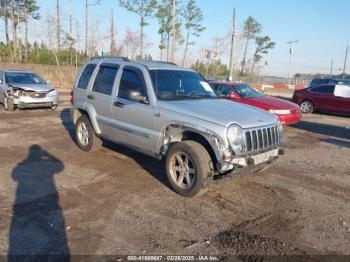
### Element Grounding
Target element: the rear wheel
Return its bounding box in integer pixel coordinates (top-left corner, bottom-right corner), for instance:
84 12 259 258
75 115 102 152
165 141 212 197
300 100 314 114
4 97 15 111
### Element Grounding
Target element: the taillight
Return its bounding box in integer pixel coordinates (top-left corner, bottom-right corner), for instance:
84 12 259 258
70 90 74 104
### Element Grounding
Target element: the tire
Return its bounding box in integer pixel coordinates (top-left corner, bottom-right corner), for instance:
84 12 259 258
300 100 314 114
75 115 102 152
4 96 15 111
165 141 213 197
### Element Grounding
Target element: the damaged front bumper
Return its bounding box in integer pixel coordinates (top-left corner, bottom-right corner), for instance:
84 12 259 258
13 95 58 109
218 147 284 174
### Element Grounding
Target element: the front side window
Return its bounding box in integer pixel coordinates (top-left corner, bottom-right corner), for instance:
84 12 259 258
77 64 97 89
92 66 119 95
118 69 147 101
150 70 217 101
5 72 46 85
234 84 263 98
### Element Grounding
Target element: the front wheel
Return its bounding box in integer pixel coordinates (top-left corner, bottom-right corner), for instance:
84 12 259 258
4 96 15 111
165 141 213 197
300 100 314 114
75 115 102 152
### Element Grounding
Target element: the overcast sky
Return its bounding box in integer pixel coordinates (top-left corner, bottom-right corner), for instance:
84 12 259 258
1 0 349 77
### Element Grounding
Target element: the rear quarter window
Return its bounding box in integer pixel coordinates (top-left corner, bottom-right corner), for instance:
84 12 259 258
77 64 97 89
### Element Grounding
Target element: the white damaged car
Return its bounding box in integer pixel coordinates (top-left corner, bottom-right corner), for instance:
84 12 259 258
0 70 59 111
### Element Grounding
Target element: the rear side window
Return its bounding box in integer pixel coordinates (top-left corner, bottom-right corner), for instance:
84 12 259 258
310 85 335 94
92 66 119 95
77 64 97 89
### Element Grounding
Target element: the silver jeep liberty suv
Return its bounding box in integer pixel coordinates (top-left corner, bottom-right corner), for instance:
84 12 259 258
71 57 283 197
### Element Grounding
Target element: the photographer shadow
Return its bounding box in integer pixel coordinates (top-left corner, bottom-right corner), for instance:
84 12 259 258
8 145 70 261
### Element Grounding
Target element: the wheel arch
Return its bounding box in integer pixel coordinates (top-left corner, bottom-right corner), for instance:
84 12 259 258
71 106 101 134
159 123 226 169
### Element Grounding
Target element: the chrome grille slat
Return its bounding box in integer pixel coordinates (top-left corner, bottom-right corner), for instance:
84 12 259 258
244 124 280 153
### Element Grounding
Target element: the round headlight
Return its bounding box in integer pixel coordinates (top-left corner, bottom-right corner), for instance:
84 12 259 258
227 124 243 146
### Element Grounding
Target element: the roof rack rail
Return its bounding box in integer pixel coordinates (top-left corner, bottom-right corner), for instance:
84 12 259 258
137 60 177 66
90 56 130 62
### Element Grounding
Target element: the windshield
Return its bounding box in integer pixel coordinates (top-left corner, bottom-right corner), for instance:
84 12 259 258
150 70 217 101
235 84 264 98
5 72 46 85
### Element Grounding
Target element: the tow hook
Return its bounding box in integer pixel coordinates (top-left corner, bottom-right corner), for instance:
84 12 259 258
278 149 285 155
247 157 255 166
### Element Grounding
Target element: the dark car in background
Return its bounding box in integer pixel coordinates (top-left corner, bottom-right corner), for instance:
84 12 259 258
309 78 350 87
293 84 350 114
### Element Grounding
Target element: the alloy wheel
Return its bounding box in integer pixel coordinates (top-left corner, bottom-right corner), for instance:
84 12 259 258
169 152 196 189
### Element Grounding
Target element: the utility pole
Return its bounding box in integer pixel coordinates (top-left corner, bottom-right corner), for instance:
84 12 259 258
110 9 117 55
171 0 176 63
227 7 236 81
85 0 88 57
69 0 73 36
343 45 348 79
287 40 299 87
330 58 333 78
56 0 61 51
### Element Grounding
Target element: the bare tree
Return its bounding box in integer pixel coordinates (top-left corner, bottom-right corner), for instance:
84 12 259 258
0 0 10 44
56 0 60 51
123 27 140 59
110 9 118 55
85 0 101 57
9 0 17 60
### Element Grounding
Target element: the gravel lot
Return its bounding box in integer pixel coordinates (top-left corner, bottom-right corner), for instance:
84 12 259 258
0 105 349 257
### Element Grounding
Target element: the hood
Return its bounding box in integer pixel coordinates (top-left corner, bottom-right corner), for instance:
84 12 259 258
242 96 299 110
8 83 54 93
158 99 278 129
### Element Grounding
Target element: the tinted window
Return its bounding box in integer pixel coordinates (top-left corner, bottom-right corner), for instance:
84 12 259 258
215 85 233 97
92 66 118 95
310 85 335 94
118 69 147 101
235 84 263 98
77 64 97 89
5 72 46 85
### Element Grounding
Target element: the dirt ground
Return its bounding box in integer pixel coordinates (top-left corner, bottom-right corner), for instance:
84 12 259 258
0 105 349 258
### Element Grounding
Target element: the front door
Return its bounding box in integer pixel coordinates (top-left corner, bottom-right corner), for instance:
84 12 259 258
111 66 157 155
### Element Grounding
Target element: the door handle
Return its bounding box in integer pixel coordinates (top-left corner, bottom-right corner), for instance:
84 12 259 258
87 94 95 100
113 101 125 108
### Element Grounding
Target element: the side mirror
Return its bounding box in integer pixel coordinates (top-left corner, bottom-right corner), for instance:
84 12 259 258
129 90 149 104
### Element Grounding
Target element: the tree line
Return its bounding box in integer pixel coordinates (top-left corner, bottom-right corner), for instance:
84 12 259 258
0 0 275 78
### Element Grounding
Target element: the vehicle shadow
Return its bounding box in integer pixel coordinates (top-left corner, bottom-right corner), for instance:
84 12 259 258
319 138 350 149
8 145 70 261
293 120 350 140
59 108 170 190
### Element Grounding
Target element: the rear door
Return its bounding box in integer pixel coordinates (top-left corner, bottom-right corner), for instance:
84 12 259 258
88 63 120 140
111 65 157 154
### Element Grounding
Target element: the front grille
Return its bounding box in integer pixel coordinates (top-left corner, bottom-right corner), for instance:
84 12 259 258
26 91 47 99
245 125 281 152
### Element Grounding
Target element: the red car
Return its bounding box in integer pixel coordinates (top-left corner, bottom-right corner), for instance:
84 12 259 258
292 84 350 114
210 81 302 125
